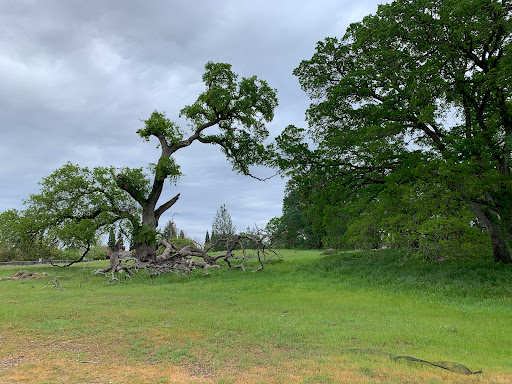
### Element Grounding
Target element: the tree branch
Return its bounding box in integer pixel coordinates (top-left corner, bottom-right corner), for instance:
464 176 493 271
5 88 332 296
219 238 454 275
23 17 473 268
171 118 221 154
155 193 181 220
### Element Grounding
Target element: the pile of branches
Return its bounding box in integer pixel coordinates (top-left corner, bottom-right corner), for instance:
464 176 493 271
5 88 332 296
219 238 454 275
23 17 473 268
94 234 278 281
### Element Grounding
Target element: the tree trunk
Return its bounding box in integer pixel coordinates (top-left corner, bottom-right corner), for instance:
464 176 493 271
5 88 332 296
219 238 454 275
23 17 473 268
469 202 512 264
489 230 512 264
132 206 159 262
134 243 157 262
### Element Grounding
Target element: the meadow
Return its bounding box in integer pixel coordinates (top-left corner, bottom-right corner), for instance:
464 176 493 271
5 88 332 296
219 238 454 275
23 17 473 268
0 249 511 384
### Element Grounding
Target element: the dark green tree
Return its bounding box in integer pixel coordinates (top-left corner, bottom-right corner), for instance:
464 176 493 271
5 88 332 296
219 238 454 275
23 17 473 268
204 230 210 245
266 182 323 249
276 0 512 262
23 62 278 263
116 230 124 250
107 228 116 250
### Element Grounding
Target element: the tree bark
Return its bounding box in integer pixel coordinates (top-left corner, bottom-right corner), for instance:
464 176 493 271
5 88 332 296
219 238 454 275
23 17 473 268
469 202 512 264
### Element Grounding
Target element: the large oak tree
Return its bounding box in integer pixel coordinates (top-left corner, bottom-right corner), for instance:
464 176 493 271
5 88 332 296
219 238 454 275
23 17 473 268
276 0 512 262
24 62 278 264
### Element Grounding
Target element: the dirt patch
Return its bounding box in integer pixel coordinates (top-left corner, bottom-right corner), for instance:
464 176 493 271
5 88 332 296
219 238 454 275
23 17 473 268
0 356 24 369
0 271 48 281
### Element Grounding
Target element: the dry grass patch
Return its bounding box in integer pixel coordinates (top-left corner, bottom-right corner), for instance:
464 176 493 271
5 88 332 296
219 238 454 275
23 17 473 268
0 271 48 281
2 335 510 384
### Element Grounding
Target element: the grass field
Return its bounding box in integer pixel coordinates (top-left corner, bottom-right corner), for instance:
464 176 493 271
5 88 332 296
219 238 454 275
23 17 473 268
0 249 511 383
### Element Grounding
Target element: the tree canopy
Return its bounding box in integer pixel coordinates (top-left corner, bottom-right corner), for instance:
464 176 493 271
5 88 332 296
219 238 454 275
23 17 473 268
275 0 512 262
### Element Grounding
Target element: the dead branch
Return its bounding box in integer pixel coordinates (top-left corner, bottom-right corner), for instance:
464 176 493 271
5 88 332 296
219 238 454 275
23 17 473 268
93 232 279 281
50 243 91 268
41 276 64 290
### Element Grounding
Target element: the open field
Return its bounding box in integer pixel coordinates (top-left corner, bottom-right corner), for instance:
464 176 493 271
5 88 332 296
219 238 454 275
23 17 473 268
0 249 511 383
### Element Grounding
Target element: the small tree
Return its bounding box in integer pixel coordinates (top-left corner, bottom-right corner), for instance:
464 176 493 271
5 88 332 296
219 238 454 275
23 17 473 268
204 230 210 245
116 230 124 250
163 220 177 240
107 228 116 251
211 204 236 251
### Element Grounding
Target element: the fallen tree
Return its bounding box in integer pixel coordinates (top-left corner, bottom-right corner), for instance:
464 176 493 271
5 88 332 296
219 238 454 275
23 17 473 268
95 233 278 281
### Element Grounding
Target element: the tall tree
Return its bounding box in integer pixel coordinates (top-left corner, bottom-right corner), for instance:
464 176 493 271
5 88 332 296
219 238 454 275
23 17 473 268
24 62 278 263
276 0 512 262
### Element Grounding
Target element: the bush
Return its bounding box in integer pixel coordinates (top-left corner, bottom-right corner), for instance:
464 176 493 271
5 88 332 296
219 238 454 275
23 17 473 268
0 244 20 262
89 246 110 260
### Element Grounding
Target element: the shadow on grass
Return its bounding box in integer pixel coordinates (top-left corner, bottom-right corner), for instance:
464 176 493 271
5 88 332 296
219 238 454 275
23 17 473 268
300 249 512 300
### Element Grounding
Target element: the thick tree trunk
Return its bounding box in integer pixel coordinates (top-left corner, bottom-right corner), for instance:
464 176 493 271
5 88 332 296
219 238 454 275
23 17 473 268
469 202 512 264
489 230 511 264
134 243 157 262
132 206 159 262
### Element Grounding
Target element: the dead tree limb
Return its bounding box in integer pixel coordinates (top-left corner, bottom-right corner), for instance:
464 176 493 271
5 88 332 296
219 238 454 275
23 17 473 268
41 276 64 290
50 242 91 268
93 232 279 281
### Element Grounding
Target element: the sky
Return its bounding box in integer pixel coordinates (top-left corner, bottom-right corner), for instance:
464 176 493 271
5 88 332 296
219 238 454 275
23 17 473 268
0 0 384 242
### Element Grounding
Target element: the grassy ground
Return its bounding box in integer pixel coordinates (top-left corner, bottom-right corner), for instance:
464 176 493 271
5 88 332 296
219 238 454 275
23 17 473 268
0 249 511 383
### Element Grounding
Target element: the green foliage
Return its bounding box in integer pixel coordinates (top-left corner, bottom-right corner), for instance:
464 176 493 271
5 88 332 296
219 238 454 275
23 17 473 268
149 157 182 183
162 220 178 240
88 246 110 260
237 226 260 249
23 162 140 252
180 62 278 176
107 228 116 250
116 230 125 250
265 182 323 249
137 110 184 147
115 167 151 204
276 0 512 262
166 236 194 249
211 204 236 251
0 209 61 261
133 225 158 247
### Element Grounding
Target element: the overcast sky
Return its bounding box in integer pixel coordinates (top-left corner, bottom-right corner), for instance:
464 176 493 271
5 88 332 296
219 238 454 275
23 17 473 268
0 0 384 242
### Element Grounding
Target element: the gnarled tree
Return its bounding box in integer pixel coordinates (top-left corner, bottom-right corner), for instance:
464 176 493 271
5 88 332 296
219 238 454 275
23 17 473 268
24 62 278 273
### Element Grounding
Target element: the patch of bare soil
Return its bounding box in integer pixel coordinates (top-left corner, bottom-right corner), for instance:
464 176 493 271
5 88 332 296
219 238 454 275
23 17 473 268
0 271 48 281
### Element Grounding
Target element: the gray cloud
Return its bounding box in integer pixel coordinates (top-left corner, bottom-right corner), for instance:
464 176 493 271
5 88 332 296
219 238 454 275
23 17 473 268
0 0 384 240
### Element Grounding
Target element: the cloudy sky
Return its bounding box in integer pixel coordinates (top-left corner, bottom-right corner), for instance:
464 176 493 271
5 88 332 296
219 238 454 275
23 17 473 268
0 0 384 242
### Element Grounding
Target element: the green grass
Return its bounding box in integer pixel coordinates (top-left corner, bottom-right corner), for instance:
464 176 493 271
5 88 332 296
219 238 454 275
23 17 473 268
0 249 511 383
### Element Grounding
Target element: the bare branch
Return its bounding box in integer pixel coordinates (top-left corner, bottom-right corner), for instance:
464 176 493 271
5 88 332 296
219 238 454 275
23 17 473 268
93 232 279 281
50 243 91 268
155 193 180 220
